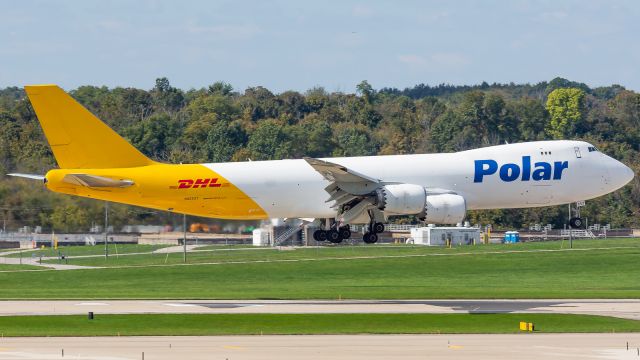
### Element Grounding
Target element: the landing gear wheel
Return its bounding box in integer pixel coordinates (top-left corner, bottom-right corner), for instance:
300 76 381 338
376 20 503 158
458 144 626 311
569 217 583 229
373 222 385 234
314 230 327 242
327 229 342 243
363 232 378 244
339 226 351 240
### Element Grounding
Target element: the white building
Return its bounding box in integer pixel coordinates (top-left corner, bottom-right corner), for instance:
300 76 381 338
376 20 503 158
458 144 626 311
410 226 481 246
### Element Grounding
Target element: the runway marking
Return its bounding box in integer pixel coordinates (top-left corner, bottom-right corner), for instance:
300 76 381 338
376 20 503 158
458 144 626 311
164 303 197 307
223 345 245 350
76 302 109 306
448 345 464 350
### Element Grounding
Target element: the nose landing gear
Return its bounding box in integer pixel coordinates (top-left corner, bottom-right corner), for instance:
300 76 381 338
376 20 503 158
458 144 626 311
569 217 583 229
568 201 585 229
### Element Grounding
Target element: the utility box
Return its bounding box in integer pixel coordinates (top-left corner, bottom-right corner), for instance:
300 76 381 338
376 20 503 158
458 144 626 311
410 226 481 246
252 229 270 246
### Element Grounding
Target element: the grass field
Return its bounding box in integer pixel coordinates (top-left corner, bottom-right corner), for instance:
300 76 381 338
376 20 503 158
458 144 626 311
0 264 42 271
0 313 638 336
0 238 638 299
5 244 170 258
41 237 640 267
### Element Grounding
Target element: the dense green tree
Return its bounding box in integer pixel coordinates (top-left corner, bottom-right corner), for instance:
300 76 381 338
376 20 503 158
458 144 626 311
247 119 287 160
332 123 378 157
356 80 376 104
208 82 234 96
206 120 247 162
123 113 181 160
298 114 334 157
545 88 586 139
151 77 185 113
511 98 548 141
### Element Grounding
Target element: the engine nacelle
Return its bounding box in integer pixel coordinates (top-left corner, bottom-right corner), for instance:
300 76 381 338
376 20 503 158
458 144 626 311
376 184 426 215
376 184 466 224
424 194 466 224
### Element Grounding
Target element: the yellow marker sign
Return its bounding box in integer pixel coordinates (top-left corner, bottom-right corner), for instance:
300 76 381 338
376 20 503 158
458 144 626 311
519 321 535 331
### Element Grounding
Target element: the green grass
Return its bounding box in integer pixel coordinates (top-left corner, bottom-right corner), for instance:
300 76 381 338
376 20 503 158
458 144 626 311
0 313 638 336
0 264 42 271
196 244 256 250
0 238 639 299
41 237 640 267
6 244 170 258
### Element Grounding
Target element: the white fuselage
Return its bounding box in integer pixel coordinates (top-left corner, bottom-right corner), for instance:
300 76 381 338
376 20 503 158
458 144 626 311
203 140 634 220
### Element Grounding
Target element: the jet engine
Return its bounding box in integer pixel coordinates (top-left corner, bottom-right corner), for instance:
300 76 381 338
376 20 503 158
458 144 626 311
375 184 466 224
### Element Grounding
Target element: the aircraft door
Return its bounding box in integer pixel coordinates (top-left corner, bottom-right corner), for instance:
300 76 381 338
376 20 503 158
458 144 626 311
574 147 582 158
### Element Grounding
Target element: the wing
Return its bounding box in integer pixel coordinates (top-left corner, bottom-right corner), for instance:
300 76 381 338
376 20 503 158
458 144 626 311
303 157 379 195
62 174 134 188
304 157 458 224
304 157 381 223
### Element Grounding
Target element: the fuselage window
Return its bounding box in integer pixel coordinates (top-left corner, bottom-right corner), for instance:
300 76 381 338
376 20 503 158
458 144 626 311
588 146 598 152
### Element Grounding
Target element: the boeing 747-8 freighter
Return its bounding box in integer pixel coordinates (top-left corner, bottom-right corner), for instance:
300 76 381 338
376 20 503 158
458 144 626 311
9 85 634 243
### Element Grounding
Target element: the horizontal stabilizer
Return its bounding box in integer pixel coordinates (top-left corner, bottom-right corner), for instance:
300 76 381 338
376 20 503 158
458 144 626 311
7 173 45 181
63 174 134 188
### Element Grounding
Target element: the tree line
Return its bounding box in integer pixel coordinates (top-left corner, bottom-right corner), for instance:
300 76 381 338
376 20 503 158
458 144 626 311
0 77 638 232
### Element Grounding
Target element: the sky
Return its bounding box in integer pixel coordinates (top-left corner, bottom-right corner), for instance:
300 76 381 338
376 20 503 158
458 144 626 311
0 0 638 93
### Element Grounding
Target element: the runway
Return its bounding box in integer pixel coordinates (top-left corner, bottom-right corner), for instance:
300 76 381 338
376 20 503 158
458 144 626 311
0 299 639 320
0 334 639 360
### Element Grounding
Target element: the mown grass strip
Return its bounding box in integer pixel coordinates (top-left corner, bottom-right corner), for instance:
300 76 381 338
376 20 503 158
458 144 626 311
0 264 42 271
0 313 638 337
39 237 640 267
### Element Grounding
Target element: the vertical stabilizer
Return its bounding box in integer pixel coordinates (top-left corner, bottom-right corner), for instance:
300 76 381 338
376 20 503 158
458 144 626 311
24 85 155 169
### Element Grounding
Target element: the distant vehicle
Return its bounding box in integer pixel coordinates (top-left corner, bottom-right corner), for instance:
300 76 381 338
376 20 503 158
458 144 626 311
9 85 634 244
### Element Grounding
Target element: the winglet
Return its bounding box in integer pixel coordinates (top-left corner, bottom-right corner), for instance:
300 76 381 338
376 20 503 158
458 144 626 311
24 85 155 169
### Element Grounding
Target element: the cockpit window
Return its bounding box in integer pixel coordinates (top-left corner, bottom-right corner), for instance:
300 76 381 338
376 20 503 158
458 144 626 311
588 146 598 152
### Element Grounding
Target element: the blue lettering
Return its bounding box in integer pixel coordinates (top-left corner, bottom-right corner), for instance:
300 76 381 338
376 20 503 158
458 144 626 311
522 156 531 181
532 162 552 180
474 160 498 183
474 157 568 183
499 163 521 182
553 161 568 180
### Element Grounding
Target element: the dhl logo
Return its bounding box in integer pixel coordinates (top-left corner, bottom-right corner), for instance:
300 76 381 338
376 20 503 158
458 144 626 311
170 178 227 189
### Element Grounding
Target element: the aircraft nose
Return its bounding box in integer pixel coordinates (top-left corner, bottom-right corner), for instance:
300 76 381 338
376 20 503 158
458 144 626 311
610 160 634 189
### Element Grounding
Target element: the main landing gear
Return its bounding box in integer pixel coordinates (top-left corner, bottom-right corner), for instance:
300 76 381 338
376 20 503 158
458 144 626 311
363 222 384 244
313 225 352 244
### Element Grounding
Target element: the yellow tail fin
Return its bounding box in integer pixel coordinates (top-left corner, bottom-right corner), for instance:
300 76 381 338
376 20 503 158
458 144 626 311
24 84 155 169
